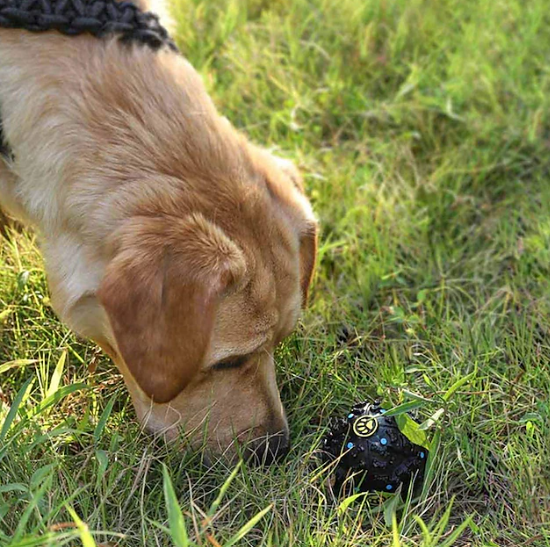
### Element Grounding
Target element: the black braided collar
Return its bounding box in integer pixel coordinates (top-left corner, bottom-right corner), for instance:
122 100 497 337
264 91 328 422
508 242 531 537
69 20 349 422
0 0 178 51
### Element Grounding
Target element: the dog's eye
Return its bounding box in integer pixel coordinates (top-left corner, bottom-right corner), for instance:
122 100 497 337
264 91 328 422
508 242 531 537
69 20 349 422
211 354 249 371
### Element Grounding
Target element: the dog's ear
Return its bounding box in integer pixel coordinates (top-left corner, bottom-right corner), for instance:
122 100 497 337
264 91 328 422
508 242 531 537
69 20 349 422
299 222 318 307
97 214 246 403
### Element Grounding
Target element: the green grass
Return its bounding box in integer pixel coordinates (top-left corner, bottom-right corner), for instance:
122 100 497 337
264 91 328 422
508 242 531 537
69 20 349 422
2 0 550 544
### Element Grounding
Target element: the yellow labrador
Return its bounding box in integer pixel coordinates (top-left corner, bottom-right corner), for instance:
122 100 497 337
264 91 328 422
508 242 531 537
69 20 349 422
0 0 317 462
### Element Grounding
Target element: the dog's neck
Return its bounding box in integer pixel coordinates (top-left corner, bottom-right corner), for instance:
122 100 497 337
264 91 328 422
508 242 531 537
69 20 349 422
0 0 177 161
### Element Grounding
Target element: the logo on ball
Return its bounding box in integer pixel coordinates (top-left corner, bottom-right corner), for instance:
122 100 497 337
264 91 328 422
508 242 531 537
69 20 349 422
353 416 378 437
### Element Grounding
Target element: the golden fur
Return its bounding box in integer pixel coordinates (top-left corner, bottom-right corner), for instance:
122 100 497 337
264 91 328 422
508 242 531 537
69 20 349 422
0 1 317 459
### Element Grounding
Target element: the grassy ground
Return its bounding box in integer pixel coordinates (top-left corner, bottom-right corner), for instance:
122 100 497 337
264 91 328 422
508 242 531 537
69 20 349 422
1 0 550 545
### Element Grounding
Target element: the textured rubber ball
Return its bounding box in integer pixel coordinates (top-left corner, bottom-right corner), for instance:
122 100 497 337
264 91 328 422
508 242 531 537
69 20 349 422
322 401 428 495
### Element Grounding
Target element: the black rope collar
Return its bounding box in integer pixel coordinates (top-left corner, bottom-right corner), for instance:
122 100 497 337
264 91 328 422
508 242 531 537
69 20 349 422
0 0 178 51
0 0 178 157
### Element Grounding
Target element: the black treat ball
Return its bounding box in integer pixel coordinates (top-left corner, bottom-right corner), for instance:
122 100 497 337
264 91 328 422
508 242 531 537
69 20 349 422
322 401 428 494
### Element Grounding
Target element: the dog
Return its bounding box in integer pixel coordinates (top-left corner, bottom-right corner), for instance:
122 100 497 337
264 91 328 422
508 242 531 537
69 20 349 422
0 0 317 462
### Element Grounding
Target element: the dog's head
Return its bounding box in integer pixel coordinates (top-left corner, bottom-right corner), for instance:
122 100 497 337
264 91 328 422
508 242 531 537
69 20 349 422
95 147 317 462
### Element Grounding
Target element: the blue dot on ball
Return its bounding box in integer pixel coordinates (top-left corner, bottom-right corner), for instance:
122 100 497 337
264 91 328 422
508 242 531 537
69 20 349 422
348 413 354 419
386 484 393 491
380 438 388 446
346 442 354 449
420 452 425 459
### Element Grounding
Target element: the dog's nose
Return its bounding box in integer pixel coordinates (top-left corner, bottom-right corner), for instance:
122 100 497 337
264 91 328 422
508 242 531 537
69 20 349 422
246 430 290 466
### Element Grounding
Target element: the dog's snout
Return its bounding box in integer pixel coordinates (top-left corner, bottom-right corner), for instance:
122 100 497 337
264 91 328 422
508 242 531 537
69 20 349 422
246 430 290 466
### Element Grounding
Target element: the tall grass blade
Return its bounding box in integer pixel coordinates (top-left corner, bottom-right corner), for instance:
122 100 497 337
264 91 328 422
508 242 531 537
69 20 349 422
0 377 33 443
66 505 97 547
162 464 191 547
224 504 273 547
46 350 67 399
